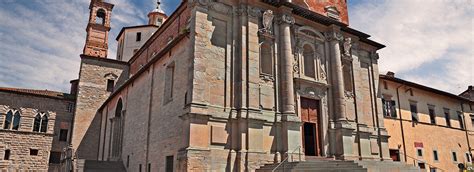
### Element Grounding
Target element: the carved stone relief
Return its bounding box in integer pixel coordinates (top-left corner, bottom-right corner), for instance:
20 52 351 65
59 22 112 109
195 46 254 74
260 10 274 34
343 37 352 57
298 87 327 99
193 0 233 15
260 74 274 83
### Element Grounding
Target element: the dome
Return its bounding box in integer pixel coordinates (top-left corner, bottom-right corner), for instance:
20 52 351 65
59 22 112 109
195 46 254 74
150 0 165 14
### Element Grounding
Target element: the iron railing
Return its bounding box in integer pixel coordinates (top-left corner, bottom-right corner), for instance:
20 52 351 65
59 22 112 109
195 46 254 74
399 152 445 171
272 146 302 172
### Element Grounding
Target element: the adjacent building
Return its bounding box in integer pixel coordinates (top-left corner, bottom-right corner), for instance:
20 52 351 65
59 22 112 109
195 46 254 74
0 87 75 171
380 73 474 171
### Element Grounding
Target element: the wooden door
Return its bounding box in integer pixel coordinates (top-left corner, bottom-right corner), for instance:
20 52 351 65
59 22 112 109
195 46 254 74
300 98 321 156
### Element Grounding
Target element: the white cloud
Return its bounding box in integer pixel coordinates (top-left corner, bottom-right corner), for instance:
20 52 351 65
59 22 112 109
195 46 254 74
349 0 473 94
0 0 147 92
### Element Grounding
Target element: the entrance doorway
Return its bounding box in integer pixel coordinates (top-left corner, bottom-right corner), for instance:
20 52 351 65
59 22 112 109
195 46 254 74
300 98 321 156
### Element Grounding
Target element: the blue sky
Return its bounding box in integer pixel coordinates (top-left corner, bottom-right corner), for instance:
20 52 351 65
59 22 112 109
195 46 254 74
0 0 472 94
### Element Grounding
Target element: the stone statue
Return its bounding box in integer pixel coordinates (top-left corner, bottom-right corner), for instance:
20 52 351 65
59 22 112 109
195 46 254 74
262 10 274 33
343 37 352 56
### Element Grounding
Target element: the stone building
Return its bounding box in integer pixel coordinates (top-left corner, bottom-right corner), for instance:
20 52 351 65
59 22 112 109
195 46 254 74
0 0 471 171
70 0 416 171
380 73 474 171
0 87 75 171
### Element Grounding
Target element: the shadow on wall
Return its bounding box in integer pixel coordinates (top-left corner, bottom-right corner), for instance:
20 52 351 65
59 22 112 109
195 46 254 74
76 111 101 160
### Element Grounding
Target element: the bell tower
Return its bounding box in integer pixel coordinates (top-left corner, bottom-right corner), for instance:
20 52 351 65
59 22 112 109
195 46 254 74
83 0 114 58
147 0 168 27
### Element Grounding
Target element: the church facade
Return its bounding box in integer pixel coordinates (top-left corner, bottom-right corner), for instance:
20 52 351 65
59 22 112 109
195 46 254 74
71 0 391 171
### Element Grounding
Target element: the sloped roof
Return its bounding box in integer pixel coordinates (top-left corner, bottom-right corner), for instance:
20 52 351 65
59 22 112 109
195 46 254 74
0 87 75 100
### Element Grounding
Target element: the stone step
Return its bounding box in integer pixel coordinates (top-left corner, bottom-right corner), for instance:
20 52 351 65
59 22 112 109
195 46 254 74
259 164 363 169
83 160 126 172
355 161 420 172
257 160 367 172
259 167 367 172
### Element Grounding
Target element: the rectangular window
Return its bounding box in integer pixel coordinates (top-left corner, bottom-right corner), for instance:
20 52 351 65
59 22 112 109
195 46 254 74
429 107 436 124
471 116 474 128
4 149 10 160
30 149 39 156
66 102 74 113
417 149 423 157
445 109 451 127
382 98 397 118
107 79 114 92
458 112 464 129
136 32 142 42
452 151 458 162
49 152 61 164
164 64 175 102
418 163 426 169
389 149 400 161
430 167 437 172
466 153 471 162
433 150 439 161
410 103 418 122
148 163 151 172
165 155 174 172
59 129 68 142
139 164 142 172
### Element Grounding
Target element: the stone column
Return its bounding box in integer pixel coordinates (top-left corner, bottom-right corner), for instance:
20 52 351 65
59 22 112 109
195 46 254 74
277 9 303 161
279 12 296 115
326 25 345 121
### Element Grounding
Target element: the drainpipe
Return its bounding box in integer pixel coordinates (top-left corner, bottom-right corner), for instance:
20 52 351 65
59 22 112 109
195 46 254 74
461 102 472 159
395 84 407 162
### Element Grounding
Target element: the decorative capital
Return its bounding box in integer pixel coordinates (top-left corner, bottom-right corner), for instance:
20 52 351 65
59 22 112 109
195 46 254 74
324 30 343 42
248 6 261 18
278 13 295 25
235 5 247 16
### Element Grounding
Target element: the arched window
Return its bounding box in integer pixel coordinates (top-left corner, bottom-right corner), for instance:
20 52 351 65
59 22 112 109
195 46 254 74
115 99 123 117
95 9 106 25
40 115 48 132
3 111 13 129
11 111 20 130
111 98 124 158
303 45 316 78
33 114 41 132
260 41 273 75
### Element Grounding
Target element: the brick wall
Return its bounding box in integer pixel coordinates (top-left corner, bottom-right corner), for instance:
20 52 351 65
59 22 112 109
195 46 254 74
293 0 349 25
